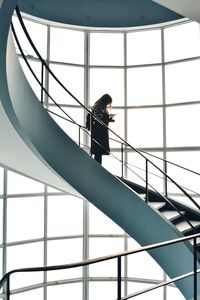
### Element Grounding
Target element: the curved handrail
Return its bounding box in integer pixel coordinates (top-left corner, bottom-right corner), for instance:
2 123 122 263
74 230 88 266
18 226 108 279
13 5 200 216
0 233 200 299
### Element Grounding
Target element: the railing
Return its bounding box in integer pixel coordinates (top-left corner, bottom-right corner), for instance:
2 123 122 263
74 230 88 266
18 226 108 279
2 5 200 300
0 233 200 300
12 5 200 238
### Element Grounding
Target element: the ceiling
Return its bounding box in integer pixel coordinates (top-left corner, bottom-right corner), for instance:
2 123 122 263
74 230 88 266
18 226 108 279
18 0 183 28
153 0 200 23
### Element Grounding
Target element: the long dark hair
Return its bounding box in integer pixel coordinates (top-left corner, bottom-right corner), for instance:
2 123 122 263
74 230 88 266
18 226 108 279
96 94 112 109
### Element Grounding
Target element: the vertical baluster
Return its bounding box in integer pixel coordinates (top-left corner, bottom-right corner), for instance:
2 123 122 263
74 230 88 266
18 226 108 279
121 143 124 178
146 160 149 203
78 126 81 146
41 62 44 104
164 160 168 197
6 276 10 300
117 256 122 300
193 237 197 300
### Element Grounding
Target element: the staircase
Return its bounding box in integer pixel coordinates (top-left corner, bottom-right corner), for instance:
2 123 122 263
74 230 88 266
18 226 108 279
120 177 200 256
0 2 200 299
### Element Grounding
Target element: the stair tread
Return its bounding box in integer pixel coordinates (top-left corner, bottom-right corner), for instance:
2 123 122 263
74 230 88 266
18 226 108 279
150 201 166 209
176 220 200 232
161 210 185 220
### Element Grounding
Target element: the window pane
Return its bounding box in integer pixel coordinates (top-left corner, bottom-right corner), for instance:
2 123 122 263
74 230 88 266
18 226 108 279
50 27 84 64
10 288 43 300
128 238 163 280
166 105 200 147
165 60 200 104
90 68 124 106
89 282 119 300
47 283 82 300
108 108 124 146
47 239 82 281
164 22 200 62
89 238 124 277
7 242 44 289
7 197 44 242
103 152 124 176
12 16 47 59
89 203 124 234
127 66 162 105
90 32 124 66
127 151 164 193
48 106 84 144
48 195 83 237
166 151 200 203
128 282 163 300
49 64 84 105
127 29 162 65
127 108 163 148
7 171 44 194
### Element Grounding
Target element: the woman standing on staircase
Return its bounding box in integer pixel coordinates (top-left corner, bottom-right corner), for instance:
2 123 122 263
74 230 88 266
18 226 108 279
90 94 115 164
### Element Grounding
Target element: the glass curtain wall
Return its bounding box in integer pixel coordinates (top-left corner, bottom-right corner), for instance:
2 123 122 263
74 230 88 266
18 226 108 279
2 14 200 300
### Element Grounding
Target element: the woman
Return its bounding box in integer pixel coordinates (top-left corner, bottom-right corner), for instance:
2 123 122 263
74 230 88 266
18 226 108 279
90 94 115 164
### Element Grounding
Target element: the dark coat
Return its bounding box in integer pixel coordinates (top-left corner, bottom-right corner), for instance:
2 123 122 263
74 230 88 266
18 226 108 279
90 102 111 156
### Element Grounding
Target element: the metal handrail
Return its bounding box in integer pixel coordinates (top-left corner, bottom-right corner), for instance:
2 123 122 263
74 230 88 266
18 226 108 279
0 233 199 299
12 5 200 227
11 6 200 235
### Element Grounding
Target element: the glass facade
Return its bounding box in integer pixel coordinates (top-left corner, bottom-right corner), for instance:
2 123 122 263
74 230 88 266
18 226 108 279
2 14 200 299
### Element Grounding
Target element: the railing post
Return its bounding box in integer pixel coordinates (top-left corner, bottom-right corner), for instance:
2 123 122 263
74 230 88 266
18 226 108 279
193 237 197 300
78 126 81 146
117 256 122 300
6 276 10 300
146 160 149 203
41 62 44 104
121 143 124 178
164 160 168 197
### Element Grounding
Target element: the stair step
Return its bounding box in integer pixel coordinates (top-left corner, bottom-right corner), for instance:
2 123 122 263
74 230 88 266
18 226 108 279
149 201 166 210
176 220 200 234
161 210 185 221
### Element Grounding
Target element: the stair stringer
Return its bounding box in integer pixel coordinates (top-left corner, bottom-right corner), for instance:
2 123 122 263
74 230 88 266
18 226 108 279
0 2 199 299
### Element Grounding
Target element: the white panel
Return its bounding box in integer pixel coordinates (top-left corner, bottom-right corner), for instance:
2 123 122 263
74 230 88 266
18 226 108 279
89 204 123 234
128 238 163 280
89 282 119 300
12 16 47 59
165 60 200 103
50 27 84 64
127 108 163 148
166 105 200 147
47 283 82 300
90 68 124 106
128 282 163 300
7 196 44 242
10 288 43 300
90 32 124 66
47 239 82 281
48 195 83 237
127 29 162 65
164 22 200 62
7 242 44 290
127 66 162 106
7 170 44 194
49 64 84 105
